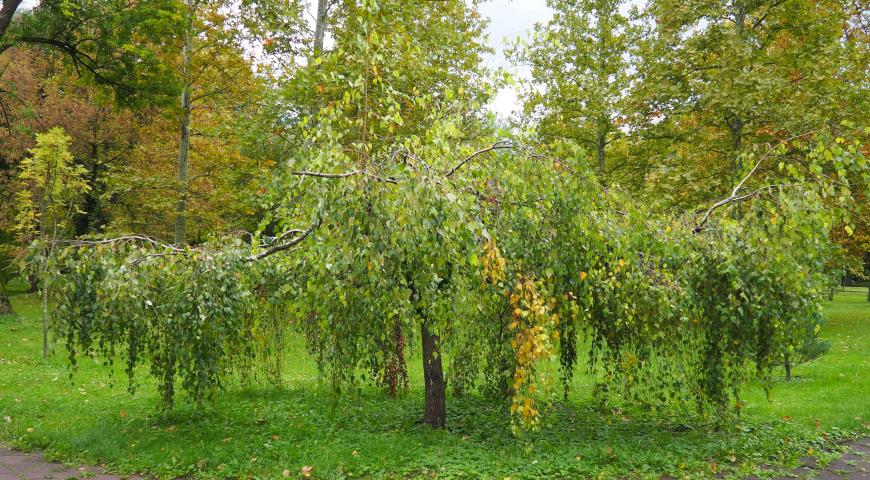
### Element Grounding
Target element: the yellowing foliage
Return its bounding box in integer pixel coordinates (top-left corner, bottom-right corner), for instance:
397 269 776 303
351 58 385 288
507 275 559 432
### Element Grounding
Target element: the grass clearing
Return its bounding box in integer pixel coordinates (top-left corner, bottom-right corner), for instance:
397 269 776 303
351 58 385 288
0 288 867 479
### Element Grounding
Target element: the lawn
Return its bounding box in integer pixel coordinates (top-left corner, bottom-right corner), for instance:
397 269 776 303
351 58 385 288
0 288 867 479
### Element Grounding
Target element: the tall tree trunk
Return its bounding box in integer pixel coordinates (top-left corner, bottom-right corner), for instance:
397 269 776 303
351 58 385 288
174 4 193 245
0 0 22 42
421 321 446 428
313 0 328 55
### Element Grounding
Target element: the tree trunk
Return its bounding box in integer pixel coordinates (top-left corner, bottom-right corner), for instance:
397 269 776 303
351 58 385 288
0 0 22 42
0 289 11 315
174 3 193 245
784 356 792 381
421 322 446 428
313 0 328 55
40 275 48 358
596 130 606 185
727 114 743 179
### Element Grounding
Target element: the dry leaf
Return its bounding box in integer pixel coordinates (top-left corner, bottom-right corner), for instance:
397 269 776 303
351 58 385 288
301 465 313 477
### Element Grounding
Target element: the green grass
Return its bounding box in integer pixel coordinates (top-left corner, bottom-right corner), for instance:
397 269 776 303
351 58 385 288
0 288 867 479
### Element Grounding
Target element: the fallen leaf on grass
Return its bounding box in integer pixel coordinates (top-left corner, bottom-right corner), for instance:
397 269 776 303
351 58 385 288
301 465 313 477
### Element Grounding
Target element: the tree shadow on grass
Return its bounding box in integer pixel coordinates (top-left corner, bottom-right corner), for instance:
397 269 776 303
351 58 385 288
60 384 839 479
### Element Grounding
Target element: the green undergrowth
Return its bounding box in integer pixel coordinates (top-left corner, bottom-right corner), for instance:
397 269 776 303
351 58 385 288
0 288 867 479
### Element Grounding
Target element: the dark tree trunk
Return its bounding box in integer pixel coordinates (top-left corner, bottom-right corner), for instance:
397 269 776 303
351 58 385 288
784 357 792 381
421 322 446 428
0 0 23 42
74 148 103 236
0 291 11 315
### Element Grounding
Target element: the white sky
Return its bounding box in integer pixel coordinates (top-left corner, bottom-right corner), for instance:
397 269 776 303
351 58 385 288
16 0 551 117
479 0 554 118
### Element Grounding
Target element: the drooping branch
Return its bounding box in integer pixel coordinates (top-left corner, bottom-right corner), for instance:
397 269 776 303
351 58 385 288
444 141 515 178
48 221 321 264
50 235 184 252
293 169 360 179
17 36 132 96
246 220 319 261
693 131 817 233
292 169 398 184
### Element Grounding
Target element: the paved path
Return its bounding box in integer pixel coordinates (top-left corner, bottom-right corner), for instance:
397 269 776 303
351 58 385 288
0 447 144 480
750 437 870 480
0 439 867 479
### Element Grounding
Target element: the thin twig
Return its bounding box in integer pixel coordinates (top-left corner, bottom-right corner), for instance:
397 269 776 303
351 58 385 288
693 131 817 233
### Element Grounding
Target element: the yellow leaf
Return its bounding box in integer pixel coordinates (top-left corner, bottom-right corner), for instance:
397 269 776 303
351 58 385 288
579 271 587 281
301 465 313 477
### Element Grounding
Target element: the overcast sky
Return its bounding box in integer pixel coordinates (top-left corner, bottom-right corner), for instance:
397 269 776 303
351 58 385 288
480 0 553 117
16 0 551 116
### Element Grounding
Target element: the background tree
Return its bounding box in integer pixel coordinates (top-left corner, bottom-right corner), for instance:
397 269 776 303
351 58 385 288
513 0 638 185
14 127 89 358
631 0 856 206
1 0 181 107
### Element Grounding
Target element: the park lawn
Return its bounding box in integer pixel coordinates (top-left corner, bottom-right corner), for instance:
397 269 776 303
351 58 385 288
0 289 867 479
